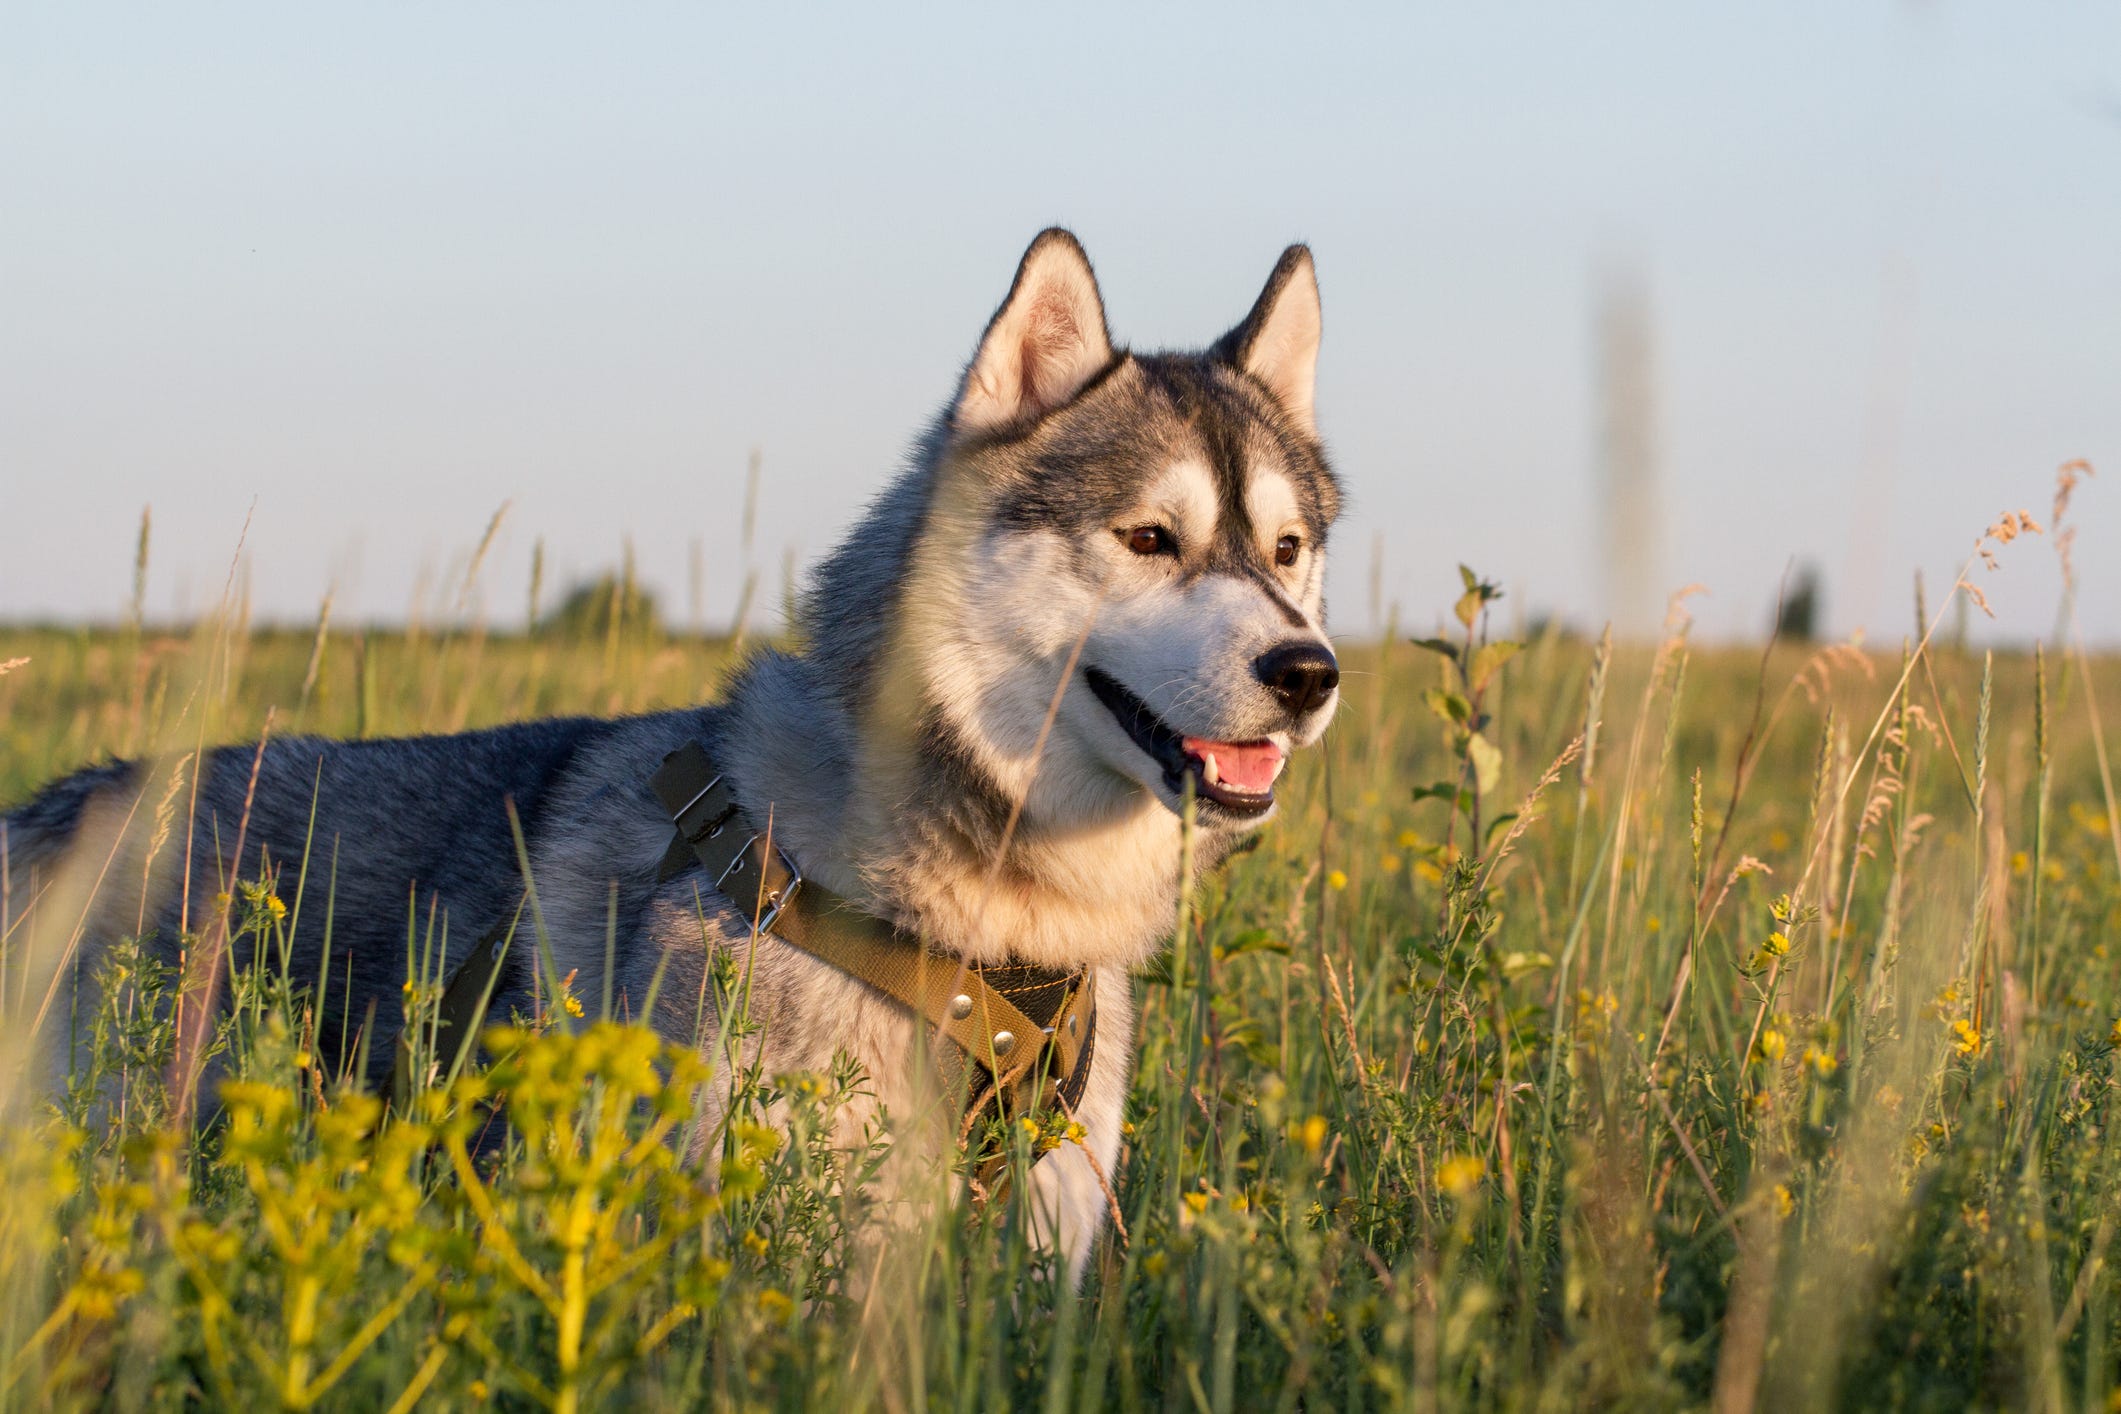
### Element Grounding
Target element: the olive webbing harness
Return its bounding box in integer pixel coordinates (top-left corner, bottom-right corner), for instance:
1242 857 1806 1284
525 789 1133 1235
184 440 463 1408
648 743 1096 1194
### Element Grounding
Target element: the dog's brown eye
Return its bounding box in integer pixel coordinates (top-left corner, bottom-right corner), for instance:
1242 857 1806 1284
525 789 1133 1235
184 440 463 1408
1125 526 1172 556
1275 534 1301 567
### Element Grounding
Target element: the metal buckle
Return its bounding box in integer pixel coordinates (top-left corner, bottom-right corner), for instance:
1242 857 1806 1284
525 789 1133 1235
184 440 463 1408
717 834 804 935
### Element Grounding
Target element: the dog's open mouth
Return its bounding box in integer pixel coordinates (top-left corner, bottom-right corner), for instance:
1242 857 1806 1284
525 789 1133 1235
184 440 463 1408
1084 667 1284 815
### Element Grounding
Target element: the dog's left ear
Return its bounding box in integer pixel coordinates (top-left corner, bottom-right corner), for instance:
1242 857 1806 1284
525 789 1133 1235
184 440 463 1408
1216 245 1321 439
954 229 1115 435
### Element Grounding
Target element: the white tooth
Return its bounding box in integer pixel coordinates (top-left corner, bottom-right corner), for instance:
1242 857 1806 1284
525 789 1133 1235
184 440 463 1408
1271 755 1288 782
1202 754 1220 787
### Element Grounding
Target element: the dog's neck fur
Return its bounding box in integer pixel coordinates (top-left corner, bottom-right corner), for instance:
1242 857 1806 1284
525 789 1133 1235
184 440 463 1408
714 647 1190 972
716 447 1224 973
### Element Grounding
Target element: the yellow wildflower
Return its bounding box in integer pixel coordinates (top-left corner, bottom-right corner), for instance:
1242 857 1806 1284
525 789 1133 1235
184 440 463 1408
1396 828 1420 849
1950 1018 1981 1056
73 1265 144 1321
1436 1153 1484 1200
1752 1029 1787 1064
1326 869 1348 891
1575 988 1619 1025
1747 931 1793 971
1801 1045 1836 1078
1772 1184 1794 1219
1298 1115 1327 1156
1380 853 1402 873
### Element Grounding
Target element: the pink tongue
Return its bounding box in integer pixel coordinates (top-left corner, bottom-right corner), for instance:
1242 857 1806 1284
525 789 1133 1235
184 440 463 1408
1182 738 1284 793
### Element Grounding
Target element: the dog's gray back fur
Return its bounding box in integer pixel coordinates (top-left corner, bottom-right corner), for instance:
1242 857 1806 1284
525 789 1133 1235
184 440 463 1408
5 715 649 1071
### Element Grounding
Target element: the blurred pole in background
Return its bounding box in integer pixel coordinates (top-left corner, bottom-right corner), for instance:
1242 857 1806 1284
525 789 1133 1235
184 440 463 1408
1596 260 1662 641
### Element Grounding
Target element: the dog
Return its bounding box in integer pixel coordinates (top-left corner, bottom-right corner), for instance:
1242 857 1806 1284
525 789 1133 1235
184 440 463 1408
1 229 1341 1276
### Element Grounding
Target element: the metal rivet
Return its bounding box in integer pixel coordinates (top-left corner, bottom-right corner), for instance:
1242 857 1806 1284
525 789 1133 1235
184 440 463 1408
949 994 973 1020
1067 1014 1081 1035
992 1030 1016 1056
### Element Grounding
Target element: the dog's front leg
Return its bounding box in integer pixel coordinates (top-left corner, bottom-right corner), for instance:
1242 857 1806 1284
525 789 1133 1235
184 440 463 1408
1024 965 1134 1284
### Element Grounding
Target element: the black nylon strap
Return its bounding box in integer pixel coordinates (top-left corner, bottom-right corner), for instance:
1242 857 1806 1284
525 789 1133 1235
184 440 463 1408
385 905 518 1113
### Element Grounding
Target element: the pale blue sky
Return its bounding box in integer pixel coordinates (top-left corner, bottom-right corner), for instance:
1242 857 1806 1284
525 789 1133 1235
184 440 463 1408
4 4 2118 643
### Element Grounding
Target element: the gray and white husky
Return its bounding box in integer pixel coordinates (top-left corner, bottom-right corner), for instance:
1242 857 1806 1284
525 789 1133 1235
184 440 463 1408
1 229 1341 1274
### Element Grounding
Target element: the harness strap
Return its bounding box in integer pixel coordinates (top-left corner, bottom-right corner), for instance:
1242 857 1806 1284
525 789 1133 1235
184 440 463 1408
385 905 518 1115
648 743 1090 1108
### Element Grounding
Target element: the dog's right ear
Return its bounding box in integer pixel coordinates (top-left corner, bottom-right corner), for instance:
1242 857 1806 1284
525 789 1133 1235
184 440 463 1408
1215 245 1321 439
952 229 1114 435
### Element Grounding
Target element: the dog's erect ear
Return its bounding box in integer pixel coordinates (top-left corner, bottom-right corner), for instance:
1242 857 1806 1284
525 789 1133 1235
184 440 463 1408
1216 245 1322 438
953 229 1114 435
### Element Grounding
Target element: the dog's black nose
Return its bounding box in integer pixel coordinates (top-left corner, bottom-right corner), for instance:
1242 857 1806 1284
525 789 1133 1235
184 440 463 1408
1254 642 1339 718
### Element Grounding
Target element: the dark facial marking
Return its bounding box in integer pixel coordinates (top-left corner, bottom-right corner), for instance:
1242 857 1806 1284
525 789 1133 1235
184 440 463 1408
1131 356 1258 572
1238 563 1312 630
982 350 1339 577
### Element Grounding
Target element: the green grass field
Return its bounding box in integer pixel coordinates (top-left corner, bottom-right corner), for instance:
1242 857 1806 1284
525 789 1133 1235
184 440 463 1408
2 530 2119 1410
